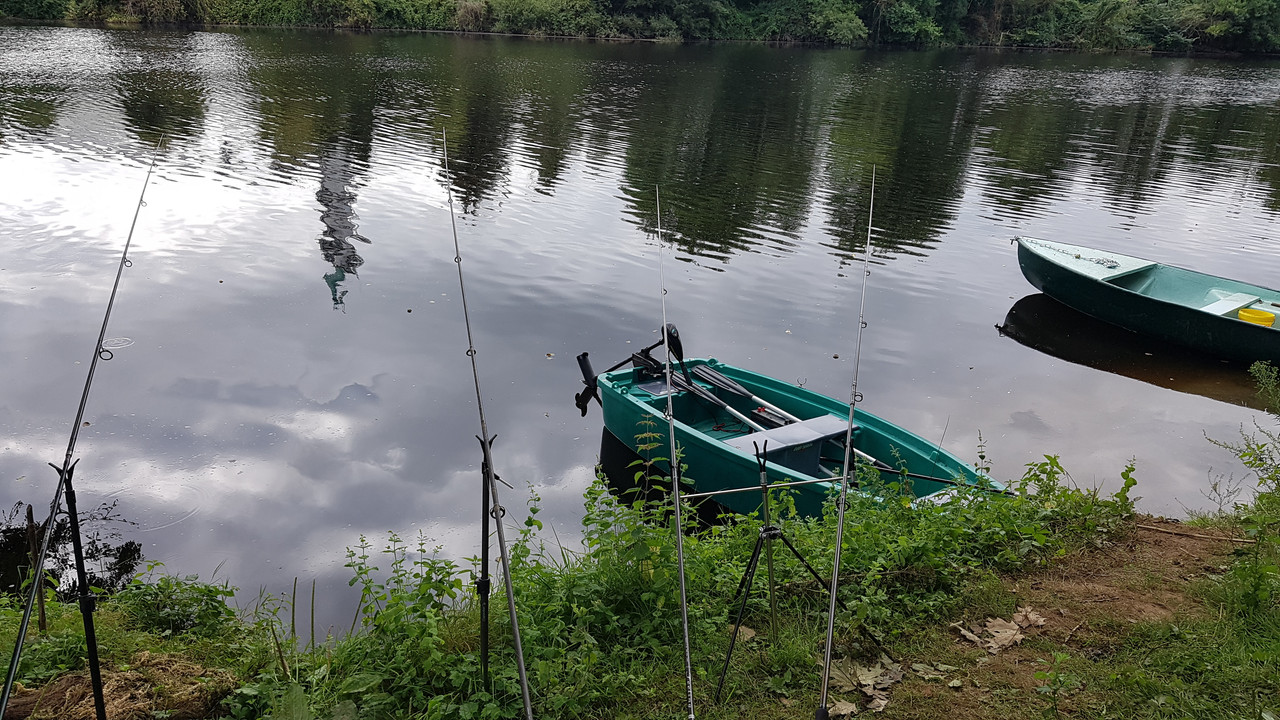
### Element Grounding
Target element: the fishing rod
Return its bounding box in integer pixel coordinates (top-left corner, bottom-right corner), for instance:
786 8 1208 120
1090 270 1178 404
1 139 165 720
655 188 697 720
441 129 534 720
816 166 877 720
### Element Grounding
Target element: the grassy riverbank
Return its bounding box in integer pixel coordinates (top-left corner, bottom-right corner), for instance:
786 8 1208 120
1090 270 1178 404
2 443 1276 718
2 0 1279 53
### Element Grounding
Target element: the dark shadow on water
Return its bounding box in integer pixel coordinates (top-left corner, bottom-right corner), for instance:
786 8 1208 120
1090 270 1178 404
997 293 1264 410
597 427 730 527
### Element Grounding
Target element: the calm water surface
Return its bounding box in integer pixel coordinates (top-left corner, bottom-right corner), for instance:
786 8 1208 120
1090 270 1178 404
2 26 1279 631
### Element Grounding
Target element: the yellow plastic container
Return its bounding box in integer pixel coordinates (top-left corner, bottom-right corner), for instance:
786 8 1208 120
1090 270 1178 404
1239 308 1276 327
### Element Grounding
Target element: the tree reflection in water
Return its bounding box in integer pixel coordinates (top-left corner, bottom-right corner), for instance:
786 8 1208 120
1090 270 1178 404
0 500 142 602
316 152 368 311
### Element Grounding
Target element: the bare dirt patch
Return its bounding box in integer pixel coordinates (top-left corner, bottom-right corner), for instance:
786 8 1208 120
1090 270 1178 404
3 651 235 720
876 516 1242 719
1016 517 1238 636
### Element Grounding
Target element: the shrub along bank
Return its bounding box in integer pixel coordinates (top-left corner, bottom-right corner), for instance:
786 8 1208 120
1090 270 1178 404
1 447 1272 719
2 0 1279 53
3 361 1280 718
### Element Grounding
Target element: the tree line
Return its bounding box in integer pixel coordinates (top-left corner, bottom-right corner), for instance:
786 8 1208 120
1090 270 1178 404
2 0 1278 53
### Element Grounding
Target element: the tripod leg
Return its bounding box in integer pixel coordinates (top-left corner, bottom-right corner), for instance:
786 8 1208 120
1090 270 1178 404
56 463 106 720
776 532 891 655
765 528 777 638
777 534 849 613
714 532 765 702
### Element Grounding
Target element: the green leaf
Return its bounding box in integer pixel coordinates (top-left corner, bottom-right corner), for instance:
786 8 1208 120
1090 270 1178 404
338 672 385 695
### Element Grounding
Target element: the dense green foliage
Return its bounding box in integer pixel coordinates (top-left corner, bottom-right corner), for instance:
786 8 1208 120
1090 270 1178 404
0 570 264 686
6 362 1280 717
210 455 1140 718
3 432 1278 717
2 0 1279 52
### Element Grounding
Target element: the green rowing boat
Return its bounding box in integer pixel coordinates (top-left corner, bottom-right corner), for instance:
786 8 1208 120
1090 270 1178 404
1015 237 1280 364
574 332 998 517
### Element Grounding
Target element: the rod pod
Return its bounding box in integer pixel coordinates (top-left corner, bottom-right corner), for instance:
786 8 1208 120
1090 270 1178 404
441 129 534 720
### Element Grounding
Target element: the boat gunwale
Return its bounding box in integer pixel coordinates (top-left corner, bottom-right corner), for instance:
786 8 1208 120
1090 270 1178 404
1015 236 1280 321
597 357 993 495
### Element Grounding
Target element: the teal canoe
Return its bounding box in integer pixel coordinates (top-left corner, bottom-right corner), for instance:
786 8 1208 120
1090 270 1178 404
1015 237 1280 364
575 344 998 517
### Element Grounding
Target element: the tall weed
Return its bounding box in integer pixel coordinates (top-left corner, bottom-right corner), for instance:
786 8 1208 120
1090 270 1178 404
1204 361 1280 616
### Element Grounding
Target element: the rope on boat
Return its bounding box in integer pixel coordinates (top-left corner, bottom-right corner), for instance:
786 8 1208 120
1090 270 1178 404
1019 236 1120 269
817 166 877 720
656 187 698 720
0 137 166 720
442 129 534 720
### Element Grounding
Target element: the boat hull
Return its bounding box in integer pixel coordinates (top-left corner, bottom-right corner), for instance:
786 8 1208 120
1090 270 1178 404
598 358 990 517
1015 237 1280 364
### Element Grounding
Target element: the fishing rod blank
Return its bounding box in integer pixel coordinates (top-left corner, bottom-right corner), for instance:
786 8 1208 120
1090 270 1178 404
817 166 877 720
655 188 697 720
441 129 534 720
0 141 164 720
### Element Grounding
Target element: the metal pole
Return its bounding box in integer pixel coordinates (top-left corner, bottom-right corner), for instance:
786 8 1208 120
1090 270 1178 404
442 129 534 719
57 461 107 720
760 446 778 638
478 441 492 693
24 505 46 632
817 166 876 720
656 187 697 720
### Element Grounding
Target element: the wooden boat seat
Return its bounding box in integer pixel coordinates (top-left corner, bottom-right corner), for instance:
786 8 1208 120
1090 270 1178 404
724 415 852 475
1201 292 1260 316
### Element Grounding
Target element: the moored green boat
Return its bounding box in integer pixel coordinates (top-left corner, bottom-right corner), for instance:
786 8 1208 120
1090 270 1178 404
1015 237 1280 363
575 340 997 517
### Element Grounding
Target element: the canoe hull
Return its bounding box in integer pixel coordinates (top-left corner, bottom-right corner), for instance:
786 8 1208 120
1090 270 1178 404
1016 237 1280 364
598 358 989 517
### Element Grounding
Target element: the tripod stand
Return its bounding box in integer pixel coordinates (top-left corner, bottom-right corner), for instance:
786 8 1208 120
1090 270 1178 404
713 442 847 702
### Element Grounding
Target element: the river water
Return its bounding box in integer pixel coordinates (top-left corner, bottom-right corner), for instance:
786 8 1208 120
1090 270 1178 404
2 25 1279 631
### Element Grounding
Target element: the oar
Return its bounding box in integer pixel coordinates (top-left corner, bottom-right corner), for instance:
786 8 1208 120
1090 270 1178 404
690 363 1010 496
691 364 802 423
630 351 768 432
827 450 1015 496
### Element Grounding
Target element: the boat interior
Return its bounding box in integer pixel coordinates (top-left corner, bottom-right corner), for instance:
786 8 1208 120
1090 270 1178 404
1106 265 1280 321
629 369 860 481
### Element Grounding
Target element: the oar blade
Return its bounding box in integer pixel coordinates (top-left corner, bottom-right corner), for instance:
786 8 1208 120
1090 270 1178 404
691 363 752 399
